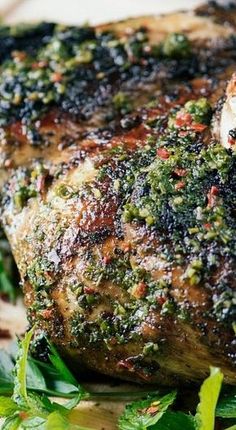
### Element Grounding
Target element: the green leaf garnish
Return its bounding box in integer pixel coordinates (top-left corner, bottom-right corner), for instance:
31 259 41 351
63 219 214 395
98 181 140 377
118 391 176 430
195 367 223 430
48 343 79 388
0 397 18 417
19 416 46 429
0 349 15 395
26 360 46 392
1 414 22 429
44 411 69 430
0 330 235 430
27 357 81 398
0 328 87 429
13 328 34 408
216 386 236 418
151 411 195 430
45 412 93 430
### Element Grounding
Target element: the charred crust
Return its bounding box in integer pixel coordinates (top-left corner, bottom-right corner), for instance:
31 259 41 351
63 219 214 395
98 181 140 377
1 11 236 385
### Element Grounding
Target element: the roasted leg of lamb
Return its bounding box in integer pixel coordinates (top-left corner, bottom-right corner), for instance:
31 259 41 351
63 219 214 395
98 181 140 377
0 2 236 385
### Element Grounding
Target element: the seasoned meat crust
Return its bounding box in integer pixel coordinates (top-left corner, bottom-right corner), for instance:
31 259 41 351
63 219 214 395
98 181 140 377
0 2 236 385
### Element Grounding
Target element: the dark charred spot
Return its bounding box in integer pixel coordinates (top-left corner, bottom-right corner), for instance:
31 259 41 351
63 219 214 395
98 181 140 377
229 128 236 139
0 22 55 63
120 114 142 130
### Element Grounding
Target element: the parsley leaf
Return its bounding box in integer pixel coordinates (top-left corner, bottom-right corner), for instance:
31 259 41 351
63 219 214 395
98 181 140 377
19 416 46 429
0 340 84 400
151 411 195 430
195 367 223 430
117 367 236 430
45 412 94 430
118 391 176 430
1 414 22 429
0 349 15 395
0 397 18 416
48 343 79 389
1 328 85 429
216 386 236 418
44 411 69 429
13 328 34 408
26 360 46 392
0 330 235 430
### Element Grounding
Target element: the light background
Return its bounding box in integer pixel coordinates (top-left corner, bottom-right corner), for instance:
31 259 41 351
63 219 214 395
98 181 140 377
0 0 202 24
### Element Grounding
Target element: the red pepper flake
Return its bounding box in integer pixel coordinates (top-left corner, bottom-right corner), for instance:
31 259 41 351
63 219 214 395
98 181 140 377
132 282 148 299
173 168 187 177
156 148 170 159
12 50 27 61
178 130 188 137
51 72 63 83
119 359 150 381
207 186 219 208
36 175 46 193
40 309 53 320
203 223 212 230
103 255 112 265
118 359 134 371
4 158 13 168
122 242 132 253
32 60 48 69
175 181 185 190
19 412 28 421
228 136 236 145
191 123 207 132
175 112 192 127
175 110 207 132
145 405 160 415
156 296 166 306
210 186 219 196
84 286 95 295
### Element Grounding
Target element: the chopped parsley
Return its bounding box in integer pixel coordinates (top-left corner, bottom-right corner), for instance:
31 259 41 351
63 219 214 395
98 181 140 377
162 32 191 58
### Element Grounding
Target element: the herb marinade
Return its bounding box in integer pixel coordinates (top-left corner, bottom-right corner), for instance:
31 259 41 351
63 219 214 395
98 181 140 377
1 9 236 384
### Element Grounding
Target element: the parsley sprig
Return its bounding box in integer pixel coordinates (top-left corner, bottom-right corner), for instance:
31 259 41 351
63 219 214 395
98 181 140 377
119 367 235 430
0 329 235 429
0 329 85 429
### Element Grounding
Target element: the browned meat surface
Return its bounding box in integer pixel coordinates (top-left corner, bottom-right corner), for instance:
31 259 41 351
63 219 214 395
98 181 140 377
0 2 236 385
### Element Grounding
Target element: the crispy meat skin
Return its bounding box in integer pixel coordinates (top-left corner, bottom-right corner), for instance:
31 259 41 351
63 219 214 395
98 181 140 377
1 3 236 385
